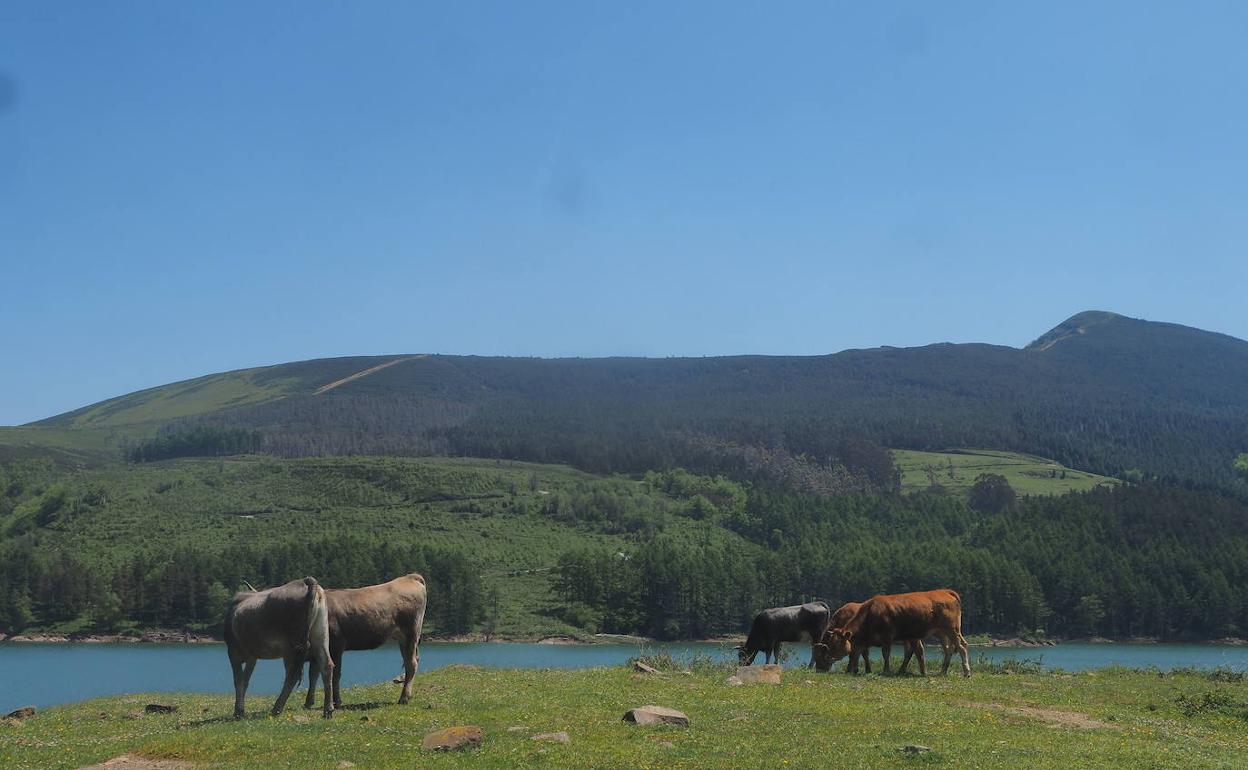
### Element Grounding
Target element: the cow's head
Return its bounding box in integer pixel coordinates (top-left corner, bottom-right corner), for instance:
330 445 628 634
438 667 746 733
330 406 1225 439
735 645 757 666
823 628 853 661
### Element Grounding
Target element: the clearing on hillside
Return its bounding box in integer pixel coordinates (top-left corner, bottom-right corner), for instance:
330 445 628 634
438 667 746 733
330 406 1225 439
893 449 1119 496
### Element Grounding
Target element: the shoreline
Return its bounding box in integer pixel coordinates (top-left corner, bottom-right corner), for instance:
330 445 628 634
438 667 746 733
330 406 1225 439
2 631 1245 647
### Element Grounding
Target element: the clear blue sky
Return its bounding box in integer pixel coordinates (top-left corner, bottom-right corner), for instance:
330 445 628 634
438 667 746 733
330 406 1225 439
2 2 1247 425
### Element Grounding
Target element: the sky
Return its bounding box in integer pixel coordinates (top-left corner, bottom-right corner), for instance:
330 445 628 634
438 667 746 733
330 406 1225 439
2 2 1247 425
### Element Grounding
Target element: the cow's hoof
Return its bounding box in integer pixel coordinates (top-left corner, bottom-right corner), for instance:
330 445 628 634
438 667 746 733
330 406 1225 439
398 697 409 705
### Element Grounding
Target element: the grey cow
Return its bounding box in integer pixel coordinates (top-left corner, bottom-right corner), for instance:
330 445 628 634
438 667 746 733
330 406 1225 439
225 576 334 719
737 601 831 666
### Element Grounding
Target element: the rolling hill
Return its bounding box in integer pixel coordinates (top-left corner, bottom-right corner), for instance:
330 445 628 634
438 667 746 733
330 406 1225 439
14 310 1248 494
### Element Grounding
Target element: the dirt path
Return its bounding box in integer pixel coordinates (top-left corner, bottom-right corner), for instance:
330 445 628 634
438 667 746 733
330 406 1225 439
313 355 424 395
960 701 1118 730
78 755 195 770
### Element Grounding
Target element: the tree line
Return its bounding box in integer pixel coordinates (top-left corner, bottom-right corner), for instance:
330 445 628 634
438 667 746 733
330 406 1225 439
0 536 483 636
553 482 1248 640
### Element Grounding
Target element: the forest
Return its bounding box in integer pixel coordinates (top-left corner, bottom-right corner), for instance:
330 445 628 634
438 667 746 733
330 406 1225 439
1 452 1245 641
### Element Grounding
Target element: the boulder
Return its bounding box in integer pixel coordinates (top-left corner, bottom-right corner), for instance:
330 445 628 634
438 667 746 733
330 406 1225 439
622 705 689 728
531 731 571 743
735 664 781 684
5 706 35 720
144 704 178 714
423 725 483 751
725 676 744 686
899 745 933 754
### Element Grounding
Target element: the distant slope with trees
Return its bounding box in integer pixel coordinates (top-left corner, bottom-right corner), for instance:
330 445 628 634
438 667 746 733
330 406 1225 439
19 310 1245 495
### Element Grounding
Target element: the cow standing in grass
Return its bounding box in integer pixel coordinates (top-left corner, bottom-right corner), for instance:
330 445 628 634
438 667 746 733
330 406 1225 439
304 572 428 710
225 576 333 719
816 589 971 676
738 601 831 667
814 600 924 673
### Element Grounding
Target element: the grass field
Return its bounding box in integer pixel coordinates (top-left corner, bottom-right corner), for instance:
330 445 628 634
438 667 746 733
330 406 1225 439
893 449 1119 496
2 664 1245 769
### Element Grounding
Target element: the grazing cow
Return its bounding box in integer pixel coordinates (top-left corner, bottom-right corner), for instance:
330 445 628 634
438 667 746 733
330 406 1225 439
225 577 333 719
813 601 925 673
304 573 427 710
815 588 970 676
738 601 831 666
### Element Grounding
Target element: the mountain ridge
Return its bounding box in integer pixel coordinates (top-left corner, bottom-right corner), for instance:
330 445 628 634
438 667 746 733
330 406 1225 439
11 311 1248 494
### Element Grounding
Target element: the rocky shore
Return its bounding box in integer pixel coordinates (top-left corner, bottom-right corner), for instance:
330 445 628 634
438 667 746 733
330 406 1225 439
0 631 218 644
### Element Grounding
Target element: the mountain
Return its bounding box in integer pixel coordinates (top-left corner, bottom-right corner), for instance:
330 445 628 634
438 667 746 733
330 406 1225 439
16 311 1248 492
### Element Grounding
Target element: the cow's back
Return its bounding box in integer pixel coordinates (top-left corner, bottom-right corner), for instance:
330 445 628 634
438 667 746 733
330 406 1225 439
328 573 427 651
226 579 314 659
856 589 962 643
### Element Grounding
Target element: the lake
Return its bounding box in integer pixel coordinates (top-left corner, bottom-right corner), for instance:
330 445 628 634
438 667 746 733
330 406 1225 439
3 641 1246 712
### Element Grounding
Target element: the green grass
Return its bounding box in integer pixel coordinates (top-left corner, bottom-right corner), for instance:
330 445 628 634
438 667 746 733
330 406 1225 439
893 449 1119 496
3 666 1245 769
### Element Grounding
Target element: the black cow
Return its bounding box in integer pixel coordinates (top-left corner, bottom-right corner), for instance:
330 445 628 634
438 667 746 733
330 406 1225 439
738 601 831 666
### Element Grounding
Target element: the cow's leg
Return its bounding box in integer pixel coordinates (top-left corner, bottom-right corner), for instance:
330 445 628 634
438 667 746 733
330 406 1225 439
330 648 344 709
270 654 303 717
915 640 928 676
303 658 319 710
398 633 419 704
229 646 252 719
318 652 334 719
938 633 954 675
899 641 914 674
880 636 893 674
955 632 971 677
863 648 872 674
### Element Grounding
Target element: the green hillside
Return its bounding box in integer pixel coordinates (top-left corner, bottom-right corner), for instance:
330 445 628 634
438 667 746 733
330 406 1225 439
0 455 757 639
16 311 1248 494
894 449 1119 496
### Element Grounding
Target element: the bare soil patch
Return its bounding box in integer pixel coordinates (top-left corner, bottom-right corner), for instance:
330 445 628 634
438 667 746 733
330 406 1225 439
77 755 195 770
960 701 1118 730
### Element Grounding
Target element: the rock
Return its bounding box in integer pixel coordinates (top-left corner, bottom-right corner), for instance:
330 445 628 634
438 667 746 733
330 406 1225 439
144 703 178 714
531 731 571 743
5 706 35 720
899 745 933 754
124 709 145 720
292 714 310 723
633 660 660 674
422 725 483 751
359 715 370 722
622 705 690 728
725 676 744 686
392 672 406 683
337 762 356 769
735 664 781 684
506 726 527 732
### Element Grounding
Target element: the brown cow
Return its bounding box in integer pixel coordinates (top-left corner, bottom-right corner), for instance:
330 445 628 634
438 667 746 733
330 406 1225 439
225 576 333 719
814 601 923 673
815 589 970 676
304 573 427 710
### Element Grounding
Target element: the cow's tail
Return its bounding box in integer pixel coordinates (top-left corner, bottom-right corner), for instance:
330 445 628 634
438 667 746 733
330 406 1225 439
304 577 332 672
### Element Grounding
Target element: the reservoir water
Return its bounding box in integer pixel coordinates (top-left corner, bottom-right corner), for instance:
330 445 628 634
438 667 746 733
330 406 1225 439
3 641 1246 712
